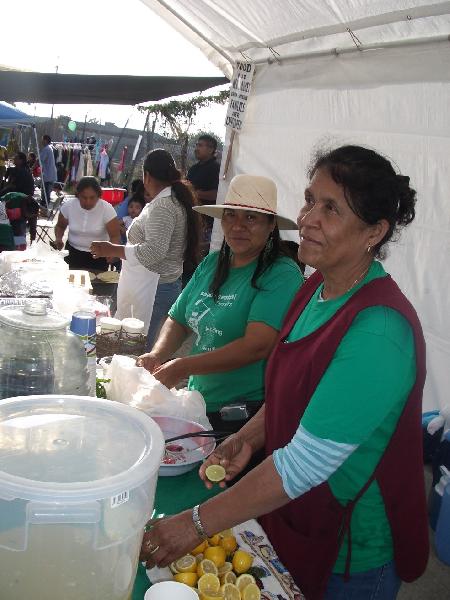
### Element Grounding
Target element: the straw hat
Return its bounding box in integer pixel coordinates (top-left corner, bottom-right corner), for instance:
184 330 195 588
192 174 298 230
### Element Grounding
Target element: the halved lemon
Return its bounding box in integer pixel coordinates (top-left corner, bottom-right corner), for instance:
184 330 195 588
221 571 237 585
221 582 241 600
197 573 221 595
199 593 222 600
205 464 226 482
197 558 219 577
204 545 227 568
175 554 197 573
191 539 209 555
242 583 261 600
174 572 198 587
218 561 233 576
236 573 256 593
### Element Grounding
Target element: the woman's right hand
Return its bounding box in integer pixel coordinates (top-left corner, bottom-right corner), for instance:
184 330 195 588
199 434 254 489
136 352 162 373
54 239 64 251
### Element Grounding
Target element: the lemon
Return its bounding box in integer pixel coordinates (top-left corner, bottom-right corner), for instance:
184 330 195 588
191 539 209 555
242 583 261 600
174 572 198 587
221 582 241 600
198 573 221 595
218 561 233 576
175 554 197 573
207 533 221 546
220 535 237 555
199 593 223 600
221 571 237 585
204 545 227 568
219 528 233 538
232 550 253 574
205 464 226 482
236 573 256 592
197 558 219 577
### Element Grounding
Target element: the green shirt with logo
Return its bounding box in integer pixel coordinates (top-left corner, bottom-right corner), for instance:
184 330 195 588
169 251 303 411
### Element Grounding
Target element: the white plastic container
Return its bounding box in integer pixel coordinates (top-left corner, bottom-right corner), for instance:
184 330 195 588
0 395 164 600
100 316 122 340
122 318 145 337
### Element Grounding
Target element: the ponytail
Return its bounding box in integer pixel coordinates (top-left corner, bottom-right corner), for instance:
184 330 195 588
143 149 201 267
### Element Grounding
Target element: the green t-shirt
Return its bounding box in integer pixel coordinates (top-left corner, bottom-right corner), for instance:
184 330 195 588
287 261 416 573
169 252 303 411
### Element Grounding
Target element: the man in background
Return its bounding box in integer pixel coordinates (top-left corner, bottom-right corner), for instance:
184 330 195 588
40 134 57 207
187 134 220 260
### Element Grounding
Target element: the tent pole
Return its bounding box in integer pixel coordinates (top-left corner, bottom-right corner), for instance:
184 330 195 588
253 33 450 66
32 125 48 208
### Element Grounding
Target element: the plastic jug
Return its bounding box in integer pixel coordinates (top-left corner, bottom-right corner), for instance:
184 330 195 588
435 481 450 565
0 299 90 399
0 395 164 600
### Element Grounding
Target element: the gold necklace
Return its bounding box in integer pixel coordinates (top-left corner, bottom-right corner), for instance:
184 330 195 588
346 264 371 293
323 264 371 300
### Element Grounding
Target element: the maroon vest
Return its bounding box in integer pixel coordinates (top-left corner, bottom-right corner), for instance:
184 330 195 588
260 271 429 600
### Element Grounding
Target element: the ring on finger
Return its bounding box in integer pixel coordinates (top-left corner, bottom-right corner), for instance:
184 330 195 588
145 539 160 555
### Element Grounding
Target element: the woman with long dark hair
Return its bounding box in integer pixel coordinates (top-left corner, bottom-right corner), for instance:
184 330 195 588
137 174 303 432
91 149 200 341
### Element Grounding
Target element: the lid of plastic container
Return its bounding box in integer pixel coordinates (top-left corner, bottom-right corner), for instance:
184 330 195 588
0 299 69 330
0 395 164 502
100 316 122 331
122 317 145 333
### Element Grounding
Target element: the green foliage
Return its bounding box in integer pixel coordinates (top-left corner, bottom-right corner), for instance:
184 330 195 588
138 91 229 139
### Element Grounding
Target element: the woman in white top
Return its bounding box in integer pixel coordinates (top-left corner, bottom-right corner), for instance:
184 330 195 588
55 176 120 272
90 149 200 342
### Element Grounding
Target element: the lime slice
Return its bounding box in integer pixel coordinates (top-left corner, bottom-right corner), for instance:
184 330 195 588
205 464 226 482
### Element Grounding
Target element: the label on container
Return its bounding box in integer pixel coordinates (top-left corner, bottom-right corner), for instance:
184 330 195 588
110 490 130 509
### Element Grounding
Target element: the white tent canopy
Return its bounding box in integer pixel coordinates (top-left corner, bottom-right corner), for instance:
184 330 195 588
141 1 450 412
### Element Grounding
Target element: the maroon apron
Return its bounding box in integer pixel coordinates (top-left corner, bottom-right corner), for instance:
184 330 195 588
260 271 428 600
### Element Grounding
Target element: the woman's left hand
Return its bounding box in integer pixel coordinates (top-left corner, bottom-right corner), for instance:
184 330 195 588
152 358 188 389
90 241 114 258
140 511 201 568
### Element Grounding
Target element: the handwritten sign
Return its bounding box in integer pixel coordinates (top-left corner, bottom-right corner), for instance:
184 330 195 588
225 61 255 132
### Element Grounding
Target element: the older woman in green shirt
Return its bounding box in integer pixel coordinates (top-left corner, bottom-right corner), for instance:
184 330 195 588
138 174 303 427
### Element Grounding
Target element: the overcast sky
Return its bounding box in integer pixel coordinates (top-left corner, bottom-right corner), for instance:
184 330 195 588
2 0 227 136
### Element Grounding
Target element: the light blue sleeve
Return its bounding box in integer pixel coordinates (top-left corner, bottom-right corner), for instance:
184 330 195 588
273 425 358 499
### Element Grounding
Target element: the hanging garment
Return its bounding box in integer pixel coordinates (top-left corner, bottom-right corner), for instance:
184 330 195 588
86 149 94 176
118 146 128 172
98 149 109 180
76 150 85 181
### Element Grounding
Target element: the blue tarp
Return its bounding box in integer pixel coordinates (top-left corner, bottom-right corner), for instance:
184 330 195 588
0 102 35 127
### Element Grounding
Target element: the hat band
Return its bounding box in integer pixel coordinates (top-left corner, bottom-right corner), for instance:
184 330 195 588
224 202 276 215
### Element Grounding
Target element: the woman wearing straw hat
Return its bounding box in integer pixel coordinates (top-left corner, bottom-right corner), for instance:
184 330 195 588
138 174 303 431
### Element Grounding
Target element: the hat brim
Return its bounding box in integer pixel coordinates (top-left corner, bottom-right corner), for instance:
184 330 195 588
193 204 298 230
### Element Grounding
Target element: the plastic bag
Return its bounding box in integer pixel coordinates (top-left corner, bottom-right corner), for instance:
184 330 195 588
105 355 209 428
